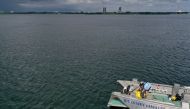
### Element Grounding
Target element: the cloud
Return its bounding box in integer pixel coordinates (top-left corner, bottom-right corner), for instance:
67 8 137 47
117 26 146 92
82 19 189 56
64 0 99 4
0 0 190 11
18 0 59 8
17 0 190 6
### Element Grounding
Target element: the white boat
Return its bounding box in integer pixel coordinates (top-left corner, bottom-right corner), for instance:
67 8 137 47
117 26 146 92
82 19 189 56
107 79 190 109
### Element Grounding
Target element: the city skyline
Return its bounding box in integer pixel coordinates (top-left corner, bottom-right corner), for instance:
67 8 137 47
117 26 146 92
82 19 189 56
0 0 190 12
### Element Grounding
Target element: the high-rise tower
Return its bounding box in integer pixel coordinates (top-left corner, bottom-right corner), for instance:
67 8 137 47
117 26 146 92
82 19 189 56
118 7 122 13
103 7 106 13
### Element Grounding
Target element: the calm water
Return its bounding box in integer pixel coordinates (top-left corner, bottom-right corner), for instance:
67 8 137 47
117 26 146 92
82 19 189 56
0 14 190 109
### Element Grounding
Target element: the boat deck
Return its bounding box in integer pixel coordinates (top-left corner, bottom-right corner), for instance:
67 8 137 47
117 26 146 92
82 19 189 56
108 97 127 108
150 93 181 107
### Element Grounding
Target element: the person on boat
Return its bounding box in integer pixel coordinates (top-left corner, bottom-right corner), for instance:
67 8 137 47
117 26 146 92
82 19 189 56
122 86 127 94
122 85 130 94
171 93 183 101
126 85 131 95
138 82 151 98
135 89 142 99
136 81 144 98
122 85 134 95
139 81 145 91
144 82 151 91
142 82 151 98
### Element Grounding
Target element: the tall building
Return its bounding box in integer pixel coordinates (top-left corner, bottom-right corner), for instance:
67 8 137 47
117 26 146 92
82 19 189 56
103 7 106 13
118 7 122 13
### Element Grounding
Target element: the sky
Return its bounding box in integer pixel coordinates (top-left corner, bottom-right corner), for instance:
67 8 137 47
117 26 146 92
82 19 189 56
0 0 190 12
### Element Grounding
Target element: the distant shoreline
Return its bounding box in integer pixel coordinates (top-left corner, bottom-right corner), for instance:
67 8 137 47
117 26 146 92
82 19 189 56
0 12 189 15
